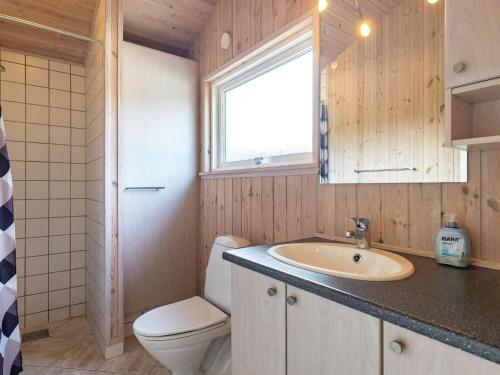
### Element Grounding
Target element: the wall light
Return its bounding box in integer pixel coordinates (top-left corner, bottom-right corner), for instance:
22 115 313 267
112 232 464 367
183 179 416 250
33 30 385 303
318 0 328 13
427 0 439 4
354 0 371 38
360 21 371 38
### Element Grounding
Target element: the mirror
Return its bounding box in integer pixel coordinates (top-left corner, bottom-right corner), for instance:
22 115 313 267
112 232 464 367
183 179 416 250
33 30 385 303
319 0 467 184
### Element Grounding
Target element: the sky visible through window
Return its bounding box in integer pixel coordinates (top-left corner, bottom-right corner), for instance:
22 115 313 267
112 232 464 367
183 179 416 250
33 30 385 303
224 51 313 163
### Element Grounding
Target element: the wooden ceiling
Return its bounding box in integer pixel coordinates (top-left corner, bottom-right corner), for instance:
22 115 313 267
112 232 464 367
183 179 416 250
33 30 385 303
123 0 217 58
0 0 98 64
321 0 401 66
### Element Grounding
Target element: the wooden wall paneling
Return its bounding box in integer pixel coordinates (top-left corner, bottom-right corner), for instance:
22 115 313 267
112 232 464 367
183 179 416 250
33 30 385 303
232 178 243 236
422 0 440 182
209 11 218 73
274 176 288 242
409 0 424 182
356 184 382 243
408 184 441 252
261 0 275 39
241 177 252 240
286 176 303 240
250 178 263 244
224 178 234 234
334 184 357 235
262 177 275 243
251 0 263 45
317 184 336 236
221 0 234 64
199 179 207 291
286 0 302 24
273 0 288 32
301 175 318 238
480 150 500 262
381 184 409 247
208 178 219 257
442 151 481 259
396 0 410 183
301 0 315 15
217 179 225 236
232 0 252 56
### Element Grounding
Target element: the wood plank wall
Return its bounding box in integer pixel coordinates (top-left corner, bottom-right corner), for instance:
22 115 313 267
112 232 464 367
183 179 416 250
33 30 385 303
194 0 500 292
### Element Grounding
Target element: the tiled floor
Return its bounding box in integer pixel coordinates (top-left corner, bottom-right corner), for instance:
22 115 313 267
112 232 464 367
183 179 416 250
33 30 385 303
21 317 170 375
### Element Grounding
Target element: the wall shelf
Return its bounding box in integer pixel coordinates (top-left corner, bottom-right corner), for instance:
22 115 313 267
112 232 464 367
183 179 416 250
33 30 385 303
447 77 500 150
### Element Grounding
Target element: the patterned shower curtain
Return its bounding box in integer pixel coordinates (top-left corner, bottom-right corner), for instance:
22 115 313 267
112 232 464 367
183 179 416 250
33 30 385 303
0 105 23 374
319 102 329 183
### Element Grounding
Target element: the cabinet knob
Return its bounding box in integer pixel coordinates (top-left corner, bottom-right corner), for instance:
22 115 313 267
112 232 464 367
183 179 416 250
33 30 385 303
286 296 297 306
453 62 466 73
389 340 404 355
267 287 277 297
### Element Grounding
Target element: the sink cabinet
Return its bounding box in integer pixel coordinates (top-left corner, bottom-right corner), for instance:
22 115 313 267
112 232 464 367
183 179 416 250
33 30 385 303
384 322 499 375
231 265 500 375
231 265 286 375
287 285 380 375
231 265 381 375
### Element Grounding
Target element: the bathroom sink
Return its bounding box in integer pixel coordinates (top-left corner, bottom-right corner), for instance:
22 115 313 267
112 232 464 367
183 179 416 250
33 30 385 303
268 243 414 281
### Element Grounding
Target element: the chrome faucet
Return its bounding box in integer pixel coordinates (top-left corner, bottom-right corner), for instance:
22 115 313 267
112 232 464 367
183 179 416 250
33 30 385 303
344 218 371 249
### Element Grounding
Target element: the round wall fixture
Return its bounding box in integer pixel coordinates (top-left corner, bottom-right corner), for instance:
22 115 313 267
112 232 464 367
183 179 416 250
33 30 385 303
221 32 231 50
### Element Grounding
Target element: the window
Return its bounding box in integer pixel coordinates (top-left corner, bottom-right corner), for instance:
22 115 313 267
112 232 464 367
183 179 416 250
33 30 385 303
210 25 314 171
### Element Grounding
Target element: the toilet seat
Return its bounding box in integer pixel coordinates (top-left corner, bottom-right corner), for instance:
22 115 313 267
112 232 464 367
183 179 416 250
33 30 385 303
134 296 228 338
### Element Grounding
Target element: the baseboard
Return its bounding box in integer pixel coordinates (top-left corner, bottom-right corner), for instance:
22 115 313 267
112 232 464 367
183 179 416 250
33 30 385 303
105 341 124 359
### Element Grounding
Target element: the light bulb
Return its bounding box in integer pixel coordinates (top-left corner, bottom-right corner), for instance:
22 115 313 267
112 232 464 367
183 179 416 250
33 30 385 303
318 0 328 13
360 22 371 38
427 0 439 4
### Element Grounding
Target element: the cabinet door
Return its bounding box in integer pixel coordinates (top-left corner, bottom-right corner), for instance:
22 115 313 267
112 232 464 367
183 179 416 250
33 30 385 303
446 0 500 88
287 286 381 375
384 322 500 375
231 265 286 375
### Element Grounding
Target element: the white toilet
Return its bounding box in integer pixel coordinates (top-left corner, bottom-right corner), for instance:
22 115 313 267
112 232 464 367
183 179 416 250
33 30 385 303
133 235 251 375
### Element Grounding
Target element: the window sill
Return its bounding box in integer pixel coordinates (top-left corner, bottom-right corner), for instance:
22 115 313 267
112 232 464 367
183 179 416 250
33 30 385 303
199 162 319 179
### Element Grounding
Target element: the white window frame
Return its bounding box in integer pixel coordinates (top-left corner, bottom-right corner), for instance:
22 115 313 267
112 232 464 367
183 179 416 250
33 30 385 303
205 18 318 175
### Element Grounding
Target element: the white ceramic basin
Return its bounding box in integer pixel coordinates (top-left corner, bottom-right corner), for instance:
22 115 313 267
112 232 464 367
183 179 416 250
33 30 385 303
268 243 414 281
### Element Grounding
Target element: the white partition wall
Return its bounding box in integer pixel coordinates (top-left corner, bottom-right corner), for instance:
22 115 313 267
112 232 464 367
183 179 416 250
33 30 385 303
120 42 198 328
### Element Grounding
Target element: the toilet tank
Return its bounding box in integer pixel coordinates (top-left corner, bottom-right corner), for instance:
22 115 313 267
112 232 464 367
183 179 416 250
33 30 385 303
204 235 251 314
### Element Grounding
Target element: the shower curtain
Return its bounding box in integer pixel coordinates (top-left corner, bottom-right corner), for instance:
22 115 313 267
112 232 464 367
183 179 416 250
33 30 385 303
0 106 23 374
319 102 329 184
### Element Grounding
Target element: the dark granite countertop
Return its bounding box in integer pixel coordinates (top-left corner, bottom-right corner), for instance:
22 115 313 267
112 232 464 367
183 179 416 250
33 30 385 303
223 238 500 364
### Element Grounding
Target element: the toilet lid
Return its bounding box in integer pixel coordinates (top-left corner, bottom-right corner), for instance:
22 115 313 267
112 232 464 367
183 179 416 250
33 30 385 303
133 296 228 337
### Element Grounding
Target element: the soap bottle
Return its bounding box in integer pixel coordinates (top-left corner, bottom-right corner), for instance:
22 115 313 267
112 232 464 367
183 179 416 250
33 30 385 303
435 214 471 268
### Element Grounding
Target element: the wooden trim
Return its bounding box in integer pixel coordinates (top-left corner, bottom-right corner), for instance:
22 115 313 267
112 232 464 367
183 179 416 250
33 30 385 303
112 0 125 348
315 233 500 271
104 0 123 351
200 164 319 179
312 8 320 169
200 11 318 175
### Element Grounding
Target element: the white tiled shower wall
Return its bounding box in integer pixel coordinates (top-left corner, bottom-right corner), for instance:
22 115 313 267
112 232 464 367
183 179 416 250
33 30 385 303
0 49 86 329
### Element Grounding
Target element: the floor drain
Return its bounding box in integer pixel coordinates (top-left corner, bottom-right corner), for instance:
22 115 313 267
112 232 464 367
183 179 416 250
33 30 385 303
22 328 49 343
